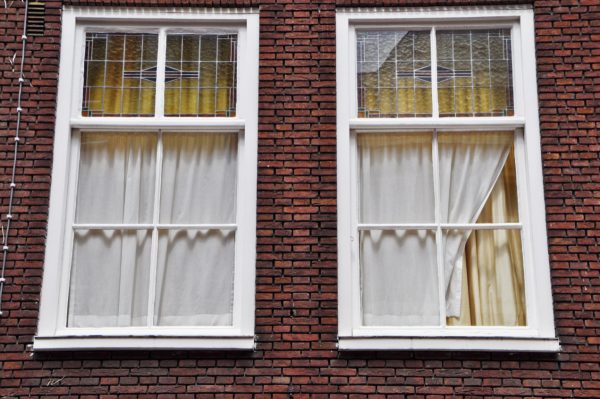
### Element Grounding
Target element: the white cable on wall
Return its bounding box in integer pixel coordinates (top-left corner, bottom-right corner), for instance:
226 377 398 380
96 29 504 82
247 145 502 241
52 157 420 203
0 0 29 316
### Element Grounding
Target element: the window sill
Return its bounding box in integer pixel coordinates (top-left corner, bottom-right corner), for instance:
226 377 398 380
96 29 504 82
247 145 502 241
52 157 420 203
33 335 255 351
338 336 560 352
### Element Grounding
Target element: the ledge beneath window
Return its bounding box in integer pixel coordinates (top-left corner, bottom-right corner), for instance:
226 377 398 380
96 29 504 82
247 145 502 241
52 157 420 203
338 336 560 352
33 335 255 351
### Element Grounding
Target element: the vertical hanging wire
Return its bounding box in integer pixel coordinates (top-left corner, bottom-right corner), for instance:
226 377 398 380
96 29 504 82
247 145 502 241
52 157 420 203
0 0 29 316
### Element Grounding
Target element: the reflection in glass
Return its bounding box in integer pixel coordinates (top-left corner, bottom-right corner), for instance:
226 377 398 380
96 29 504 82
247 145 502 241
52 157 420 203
357 31 432 117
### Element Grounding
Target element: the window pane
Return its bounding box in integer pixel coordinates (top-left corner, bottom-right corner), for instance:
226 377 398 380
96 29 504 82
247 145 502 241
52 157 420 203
436 30 514 117
438 132 515 224
155 229 235 326
68 229 152 327
83 33 158 116
357 31 432 117
160 133 237 224
444 229 526 326
361 229 439 326
358 133 434 223
76 132 157 224
164 34 237 117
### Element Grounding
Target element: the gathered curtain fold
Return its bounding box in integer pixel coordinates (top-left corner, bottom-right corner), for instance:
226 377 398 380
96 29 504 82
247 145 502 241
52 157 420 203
447 149 526 326
438 132 513 317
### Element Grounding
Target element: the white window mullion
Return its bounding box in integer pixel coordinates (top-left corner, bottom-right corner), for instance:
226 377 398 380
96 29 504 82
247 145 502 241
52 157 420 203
146 130 164 327
155 28 167 117
157 223 237 230
430 27 439 118
357 223 438 230
432 129 446 327
357 223 522 230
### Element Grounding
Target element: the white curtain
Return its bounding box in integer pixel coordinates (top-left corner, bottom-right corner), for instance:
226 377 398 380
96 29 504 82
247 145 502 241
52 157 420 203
69 133 156 327
359 134 435 224
358 134 439 325
68 132 237 327
70 229 152 327
159 133 237 224
154 133 237 326
357 132 513 326
438 132 512 317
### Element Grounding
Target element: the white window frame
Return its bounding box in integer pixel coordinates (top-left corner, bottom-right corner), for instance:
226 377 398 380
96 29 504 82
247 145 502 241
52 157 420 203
35 7 259 351
336 6 559 352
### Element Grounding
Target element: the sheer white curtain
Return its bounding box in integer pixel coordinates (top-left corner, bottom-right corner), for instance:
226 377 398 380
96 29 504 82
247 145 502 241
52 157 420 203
68 132 238 328
438 132 512 317
155 133 237 326
69 133 156 327
357 132 513 326
358 134 439 325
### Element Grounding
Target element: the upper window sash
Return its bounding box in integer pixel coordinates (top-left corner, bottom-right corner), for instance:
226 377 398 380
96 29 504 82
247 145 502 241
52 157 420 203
355 27 514 119
346 19 526 125
70 23 248 125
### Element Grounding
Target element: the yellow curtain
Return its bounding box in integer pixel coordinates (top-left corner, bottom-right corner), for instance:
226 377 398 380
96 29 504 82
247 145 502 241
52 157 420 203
447 150 526 326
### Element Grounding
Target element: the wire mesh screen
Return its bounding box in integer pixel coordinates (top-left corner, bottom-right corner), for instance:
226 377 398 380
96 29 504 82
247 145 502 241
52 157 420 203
82 33 159 117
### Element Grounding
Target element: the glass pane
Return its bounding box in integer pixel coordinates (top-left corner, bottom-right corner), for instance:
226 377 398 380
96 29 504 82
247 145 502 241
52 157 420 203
438 132 515 224
76 132 157 224
68 229 152 327
358 133 434 223
83 33 158 116
436 29 514 117
155 229 235 326
159 133 237 224
361 229 439 326
164 34 237 117
357 31 432 118
444 229 526 326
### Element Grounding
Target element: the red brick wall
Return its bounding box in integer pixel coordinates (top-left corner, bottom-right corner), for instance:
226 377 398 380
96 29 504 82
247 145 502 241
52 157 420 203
1 0 599 397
